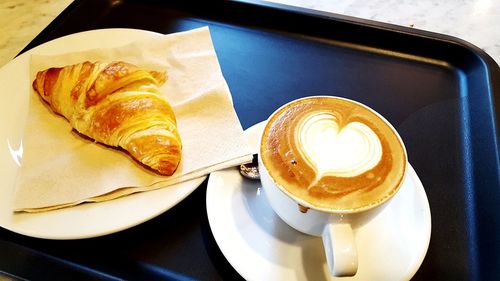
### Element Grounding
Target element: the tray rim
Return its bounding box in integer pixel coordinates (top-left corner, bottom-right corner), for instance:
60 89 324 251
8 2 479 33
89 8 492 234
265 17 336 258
240 0 500 67
20 0 500 70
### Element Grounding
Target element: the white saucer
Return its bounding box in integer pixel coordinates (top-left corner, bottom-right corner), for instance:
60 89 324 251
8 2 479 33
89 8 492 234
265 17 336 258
206 122 431 281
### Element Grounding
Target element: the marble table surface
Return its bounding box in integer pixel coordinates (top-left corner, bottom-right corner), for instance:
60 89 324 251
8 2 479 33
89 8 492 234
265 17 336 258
0 0 499 68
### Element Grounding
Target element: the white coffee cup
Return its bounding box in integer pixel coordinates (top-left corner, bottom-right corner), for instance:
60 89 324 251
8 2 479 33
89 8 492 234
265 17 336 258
258 96 408 277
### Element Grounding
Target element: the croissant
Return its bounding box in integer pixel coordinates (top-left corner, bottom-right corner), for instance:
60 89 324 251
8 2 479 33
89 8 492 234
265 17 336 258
32 61 181 176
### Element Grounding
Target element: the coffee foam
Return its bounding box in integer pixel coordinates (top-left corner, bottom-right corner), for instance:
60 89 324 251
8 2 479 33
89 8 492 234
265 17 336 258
261 97 406 212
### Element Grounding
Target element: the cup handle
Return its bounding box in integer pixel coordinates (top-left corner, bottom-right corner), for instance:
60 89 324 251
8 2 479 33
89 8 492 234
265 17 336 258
322 223 358 277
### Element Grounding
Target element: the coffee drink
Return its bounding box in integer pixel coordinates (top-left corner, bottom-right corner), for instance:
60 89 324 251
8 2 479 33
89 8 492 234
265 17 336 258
260 96 407 212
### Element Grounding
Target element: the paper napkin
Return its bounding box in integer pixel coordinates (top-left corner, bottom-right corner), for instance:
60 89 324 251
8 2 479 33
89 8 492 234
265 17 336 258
13 27 252 212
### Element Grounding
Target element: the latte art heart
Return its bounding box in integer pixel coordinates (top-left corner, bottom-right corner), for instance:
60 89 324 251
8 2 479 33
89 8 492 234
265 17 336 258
298 112 383 178
261 97 407 211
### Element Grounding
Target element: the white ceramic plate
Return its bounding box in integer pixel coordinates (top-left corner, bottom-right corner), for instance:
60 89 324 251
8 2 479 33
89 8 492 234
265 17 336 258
0 29 206 240
206 122 431 281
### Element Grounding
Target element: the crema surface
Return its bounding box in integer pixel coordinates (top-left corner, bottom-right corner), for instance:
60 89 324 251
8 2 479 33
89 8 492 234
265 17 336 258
261 97 406 211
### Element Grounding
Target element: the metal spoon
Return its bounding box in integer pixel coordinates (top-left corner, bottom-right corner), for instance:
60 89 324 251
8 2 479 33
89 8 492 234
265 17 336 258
239 154 260 180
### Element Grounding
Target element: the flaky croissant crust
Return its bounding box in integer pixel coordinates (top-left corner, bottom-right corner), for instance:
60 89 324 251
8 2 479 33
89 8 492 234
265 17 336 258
32 61 181 176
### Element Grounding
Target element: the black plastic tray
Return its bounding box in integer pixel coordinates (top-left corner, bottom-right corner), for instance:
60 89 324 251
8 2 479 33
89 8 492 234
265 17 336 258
2 0 500 280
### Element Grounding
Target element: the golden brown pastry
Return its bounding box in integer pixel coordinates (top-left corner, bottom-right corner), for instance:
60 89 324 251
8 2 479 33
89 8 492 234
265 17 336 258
32 61 181 176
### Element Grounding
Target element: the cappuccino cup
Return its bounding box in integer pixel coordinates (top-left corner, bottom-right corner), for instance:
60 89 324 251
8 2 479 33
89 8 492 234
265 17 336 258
259 96 407 277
